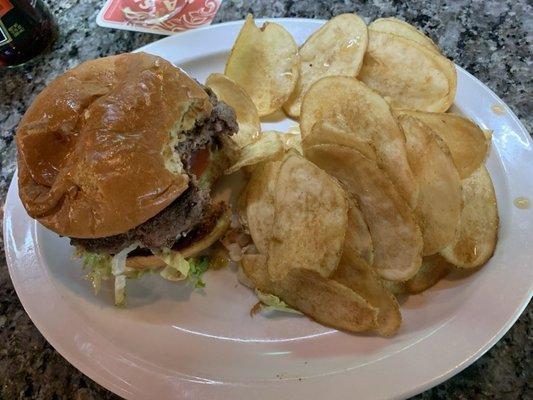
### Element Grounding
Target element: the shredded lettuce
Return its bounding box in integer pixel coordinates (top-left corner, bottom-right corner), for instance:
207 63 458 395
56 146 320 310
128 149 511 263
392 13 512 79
255 290 302 314
154 249 209 288
80 243 139 306
111 242 140 306
188 257 209 288
80 246 211 306
81 251 112 294
156 247 191 282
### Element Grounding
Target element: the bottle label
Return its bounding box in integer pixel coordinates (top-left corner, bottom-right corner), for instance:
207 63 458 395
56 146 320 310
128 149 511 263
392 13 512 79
0 0 13 18
0 20 11 46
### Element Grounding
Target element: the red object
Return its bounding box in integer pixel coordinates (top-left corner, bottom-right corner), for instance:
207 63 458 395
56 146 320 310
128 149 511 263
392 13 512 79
99 0 221 34
189 147 211 179
0 0 14 18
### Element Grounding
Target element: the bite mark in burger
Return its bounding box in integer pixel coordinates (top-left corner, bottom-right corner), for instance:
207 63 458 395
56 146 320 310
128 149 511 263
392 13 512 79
16 52 239 304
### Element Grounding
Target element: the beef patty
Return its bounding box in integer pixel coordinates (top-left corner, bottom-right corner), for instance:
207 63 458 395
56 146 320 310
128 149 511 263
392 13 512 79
71 92 237 255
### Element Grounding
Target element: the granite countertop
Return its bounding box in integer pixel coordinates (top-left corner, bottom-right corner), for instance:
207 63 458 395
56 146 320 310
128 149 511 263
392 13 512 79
0 0 531 399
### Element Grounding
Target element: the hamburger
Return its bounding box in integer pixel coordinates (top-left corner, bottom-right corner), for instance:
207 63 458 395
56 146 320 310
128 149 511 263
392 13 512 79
16 52 239 304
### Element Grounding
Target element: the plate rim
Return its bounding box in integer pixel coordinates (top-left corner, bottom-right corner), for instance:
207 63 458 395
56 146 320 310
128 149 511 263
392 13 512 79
4 17 533 400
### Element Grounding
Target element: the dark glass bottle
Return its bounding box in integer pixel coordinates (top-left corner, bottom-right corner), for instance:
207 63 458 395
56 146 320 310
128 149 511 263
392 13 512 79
0 0 58 67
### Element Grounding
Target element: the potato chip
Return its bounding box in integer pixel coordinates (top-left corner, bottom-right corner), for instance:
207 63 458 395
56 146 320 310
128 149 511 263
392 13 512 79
241 256 379 333
397 110 490 179
344 197 374 265
206 73 260 148
226 131 284 174
440 167 498 268
405 254 453 294
306 144 423 281
399 115 462 255
225 15 299 116
358 30 456 112
241 254 271 292
283 13 368 117
236 184 249 230
333 247 401 336
245 161 282 254
369 18 440 53
301 76 418 208
382 280 406 295
278 131 303 154
267 154 348 280
287 125 301 135
279 268 378 333
302 120 377 162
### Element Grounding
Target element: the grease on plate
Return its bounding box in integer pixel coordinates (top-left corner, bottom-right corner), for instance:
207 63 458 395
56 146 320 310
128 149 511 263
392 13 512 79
491 104 505 115
513 197 530 209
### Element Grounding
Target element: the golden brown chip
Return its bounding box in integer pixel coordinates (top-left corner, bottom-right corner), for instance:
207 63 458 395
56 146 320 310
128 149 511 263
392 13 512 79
399 115 462 255
283 13 368 117
225 15 299 116
396 110 490 179
226 131 285 174
382 280 406 296
332 248 401 336
358 30 456 112
267 154 348 280
305 144 423 281
302 120 377 162
301 76 418 208
405 254 453 294
369 18 440 53
278 131 303 154
344 197 374 265
241 255 379 333
241 254 271 292
279 268 378 333
206 73 260 148
236 184 249 229
440 167 498 268
245 160 282 254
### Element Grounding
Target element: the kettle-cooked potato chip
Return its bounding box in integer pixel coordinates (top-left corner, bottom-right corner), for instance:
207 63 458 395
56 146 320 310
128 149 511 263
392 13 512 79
225 15 299 116
306 144 423 281
244 160 282 254
280 268 378 332
333 247 401 336
267 154 348 280
382 280 406 296
301 76 418 208
358 30 456 112
369 18 440 53
397 110 490 179
440 167 498 268
278 131 303 154
226 131 285 174
399 114 462 255
241 255 379 333
344 197 374 265
206 73 261 148
302 120 377 162
283 13 368 117
241 254 271 292
405 254 453 294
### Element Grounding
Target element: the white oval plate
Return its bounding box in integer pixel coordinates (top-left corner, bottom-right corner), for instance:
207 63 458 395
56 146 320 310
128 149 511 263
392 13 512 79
5 19 533 400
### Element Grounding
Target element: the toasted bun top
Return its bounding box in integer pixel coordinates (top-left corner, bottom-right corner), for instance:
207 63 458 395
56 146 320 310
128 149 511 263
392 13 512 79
17 52 212 238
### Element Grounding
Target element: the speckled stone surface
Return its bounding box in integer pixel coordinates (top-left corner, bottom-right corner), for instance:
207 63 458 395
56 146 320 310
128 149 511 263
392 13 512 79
0 1 531 399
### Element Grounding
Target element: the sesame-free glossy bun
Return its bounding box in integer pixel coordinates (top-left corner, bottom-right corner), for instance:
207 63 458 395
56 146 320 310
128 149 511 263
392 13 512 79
17 52 212 238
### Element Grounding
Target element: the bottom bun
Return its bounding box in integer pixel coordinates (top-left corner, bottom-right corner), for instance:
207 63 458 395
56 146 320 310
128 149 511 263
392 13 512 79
125 207 232 270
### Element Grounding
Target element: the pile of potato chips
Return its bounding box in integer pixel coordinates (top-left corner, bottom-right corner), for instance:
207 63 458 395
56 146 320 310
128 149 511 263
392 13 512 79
210 14 498 336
